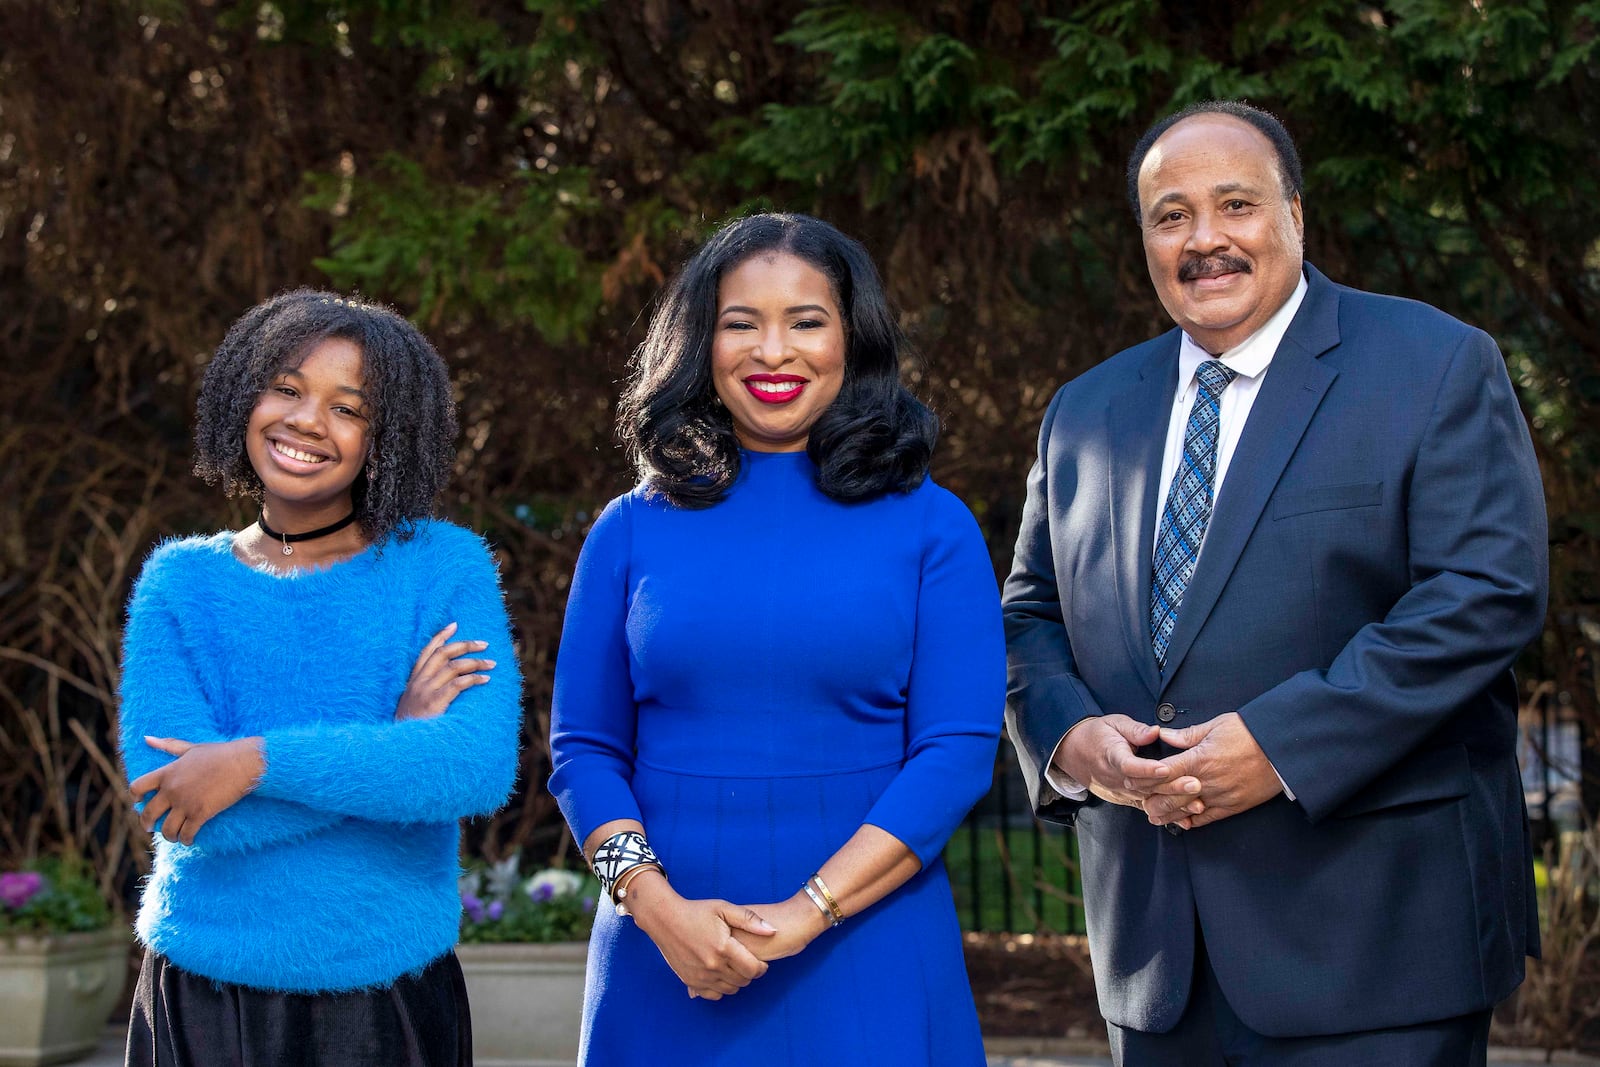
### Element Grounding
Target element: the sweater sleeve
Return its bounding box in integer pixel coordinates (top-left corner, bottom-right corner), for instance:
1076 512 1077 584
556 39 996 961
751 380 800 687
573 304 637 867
250 530 523 822
863 492 1006 866
118 548 347 855
547 496 643 849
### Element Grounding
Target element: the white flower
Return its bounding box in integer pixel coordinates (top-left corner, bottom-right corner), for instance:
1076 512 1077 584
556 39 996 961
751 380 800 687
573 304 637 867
524 868 586 901
484 854 523 901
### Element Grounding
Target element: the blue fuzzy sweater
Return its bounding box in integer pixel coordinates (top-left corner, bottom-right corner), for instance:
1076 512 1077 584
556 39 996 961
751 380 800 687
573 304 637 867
118 520 521 993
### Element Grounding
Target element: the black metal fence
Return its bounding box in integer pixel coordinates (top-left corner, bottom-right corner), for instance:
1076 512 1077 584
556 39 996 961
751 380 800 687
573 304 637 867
1520 681 1587 847
945 741 1086 934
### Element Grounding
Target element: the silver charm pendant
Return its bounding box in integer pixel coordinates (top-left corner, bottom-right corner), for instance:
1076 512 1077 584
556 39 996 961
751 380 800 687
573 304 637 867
281 542 294 556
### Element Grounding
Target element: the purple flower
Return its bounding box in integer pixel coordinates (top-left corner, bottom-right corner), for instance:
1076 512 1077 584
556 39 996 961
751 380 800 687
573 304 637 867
581 896 596 913
0 872 43 910
531 883 555 903
461 892 484 923
486 900 504 922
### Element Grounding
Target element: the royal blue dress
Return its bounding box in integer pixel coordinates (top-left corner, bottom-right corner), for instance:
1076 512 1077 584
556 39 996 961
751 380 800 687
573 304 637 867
550 450 1005 1066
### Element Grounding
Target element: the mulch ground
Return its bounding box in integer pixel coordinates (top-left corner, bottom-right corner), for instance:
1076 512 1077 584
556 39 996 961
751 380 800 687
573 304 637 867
963 932 1104 1039
964 932 1600 1056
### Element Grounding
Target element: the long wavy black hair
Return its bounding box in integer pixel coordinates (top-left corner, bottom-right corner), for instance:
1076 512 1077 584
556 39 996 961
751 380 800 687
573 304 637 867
619 213 937 508
192 289 458 545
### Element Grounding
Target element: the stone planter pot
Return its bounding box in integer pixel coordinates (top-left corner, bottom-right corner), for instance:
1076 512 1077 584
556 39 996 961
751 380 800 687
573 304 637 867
457 940 587 1067
0 927 129 1067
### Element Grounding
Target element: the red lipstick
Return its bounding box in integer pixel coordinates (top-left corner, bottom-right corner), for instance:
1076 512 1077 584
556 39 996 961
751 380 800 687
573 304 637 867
743 373 808 405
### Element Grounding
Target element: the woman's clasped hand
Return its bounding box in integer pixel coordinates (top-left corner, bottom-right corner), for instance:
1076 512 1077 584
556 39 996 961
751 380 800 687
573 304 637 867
620 872 778 999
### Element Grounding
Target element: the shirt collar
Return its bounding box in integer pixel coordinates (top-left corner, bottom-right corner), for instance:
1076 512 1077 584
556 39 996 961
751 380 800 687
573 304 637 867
1177 271 1310 387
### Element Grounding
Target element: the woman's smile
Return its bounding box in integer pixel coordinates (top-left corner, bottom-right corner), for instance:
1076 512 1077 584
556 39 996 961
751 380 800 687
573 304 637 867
711 253 845 451
743 373 809 404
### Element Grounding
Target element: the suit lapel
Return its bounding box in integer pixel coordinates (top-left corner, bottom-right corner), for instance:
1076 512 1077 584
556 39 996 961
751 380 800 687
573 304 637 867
1158 267 1343 691
1107 336 1180 699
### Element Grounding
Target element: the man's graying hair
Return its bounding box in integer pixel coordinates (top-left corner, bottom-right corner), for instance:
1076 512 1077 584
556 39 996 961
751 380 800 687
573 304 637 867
1125 100 1303 223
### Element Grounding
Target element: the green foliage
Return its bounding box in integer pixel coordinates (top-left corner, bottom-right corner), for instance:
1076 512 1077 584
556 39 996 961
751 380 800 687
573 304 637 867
228 0 602 77
457 861 599 944
993 2 1278 177
737 6 1003 203
0 858 114 936
304 154 602 341
460 889 595 944
362 0 607 95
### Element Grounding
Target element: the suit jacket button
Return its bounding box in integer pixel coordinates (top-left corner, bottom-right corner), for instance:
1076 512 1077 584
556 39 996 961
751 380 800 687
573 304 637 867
1156 702 1177 723
1165 823 1184 836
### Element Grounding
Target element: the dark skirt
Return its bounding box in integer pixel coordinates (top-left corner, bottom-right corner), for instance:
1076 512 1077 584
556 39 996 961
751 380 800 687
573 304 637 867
125 949 472 1067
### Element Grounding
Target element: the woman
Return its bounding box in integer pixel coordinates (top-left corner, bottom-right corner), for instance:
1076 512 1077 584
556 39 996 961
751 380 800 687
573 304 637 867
118 290 521 1066
549 214 1005 1065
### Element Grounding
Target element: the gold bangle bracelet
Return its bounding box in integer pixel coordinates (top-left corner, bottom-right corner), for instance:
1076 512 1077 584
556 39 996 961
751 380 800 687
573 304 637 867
809 873 845 922
612 862 664 914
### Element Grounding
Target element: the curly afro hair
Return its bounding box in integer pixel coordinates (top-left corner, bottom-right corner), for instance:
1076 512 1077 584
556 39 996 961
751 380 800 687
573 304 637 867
192 289 459 545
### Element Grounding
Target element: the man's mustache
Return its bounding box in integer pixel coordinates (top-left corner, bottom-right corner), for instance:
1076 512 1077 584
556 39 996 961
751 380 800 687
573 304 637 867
1179 254 1252 282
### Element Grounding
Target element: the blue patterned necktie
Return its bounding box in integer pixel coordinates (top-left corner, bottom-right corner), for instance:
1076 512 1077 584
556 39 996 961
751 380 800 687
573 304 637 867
1150 359 1237 669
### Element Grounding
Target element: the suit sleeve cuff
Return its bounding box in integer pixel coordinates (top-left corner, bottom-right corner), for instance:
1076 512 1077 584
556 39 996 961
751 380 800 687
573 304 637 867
1042 726 1090 801
1271 759 1295 802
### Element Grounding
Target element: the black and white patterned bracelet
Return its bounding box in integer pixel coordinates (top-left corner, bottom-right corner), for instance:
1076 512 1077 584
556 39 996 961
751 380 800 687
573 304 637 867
592 830 666 903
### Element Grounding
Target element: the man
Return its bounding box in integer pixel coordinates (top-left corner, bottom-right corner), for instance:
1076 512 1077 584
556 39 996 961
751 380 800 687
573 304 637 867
1004 100 1548 1064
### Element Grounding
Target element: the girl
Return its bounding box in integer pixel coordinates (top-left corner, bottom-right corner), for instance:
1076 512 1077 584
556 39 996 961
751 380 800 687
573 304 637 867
119 290 521 1066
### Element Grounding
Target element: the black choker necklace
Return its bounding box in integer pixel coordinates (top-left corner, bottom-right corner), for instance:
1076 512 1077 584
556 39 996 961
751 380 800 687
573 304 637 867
258 510 357 556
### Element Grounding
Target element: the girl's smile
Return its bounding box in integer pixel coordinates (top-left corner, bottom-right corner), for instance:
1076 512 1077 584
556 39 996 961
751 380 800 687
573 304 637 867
244 336 371 531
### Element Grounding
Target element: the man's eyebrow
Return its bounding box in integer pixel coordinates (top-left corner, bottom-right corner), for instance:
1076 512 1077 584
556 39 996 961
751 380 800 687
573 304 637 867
1144 181 1269 221
1144 191 1189 221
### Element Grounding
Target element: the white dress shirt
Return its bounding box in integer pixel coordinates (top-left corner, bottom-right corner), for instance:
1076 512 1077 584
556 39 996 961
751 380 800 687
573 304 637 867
1044 274 1310 802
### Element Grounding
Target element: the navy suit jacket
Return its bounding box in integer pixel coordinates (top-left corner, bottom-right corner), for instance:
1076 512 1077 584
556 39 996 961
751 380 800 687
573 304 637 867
1003 264 1548 1037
